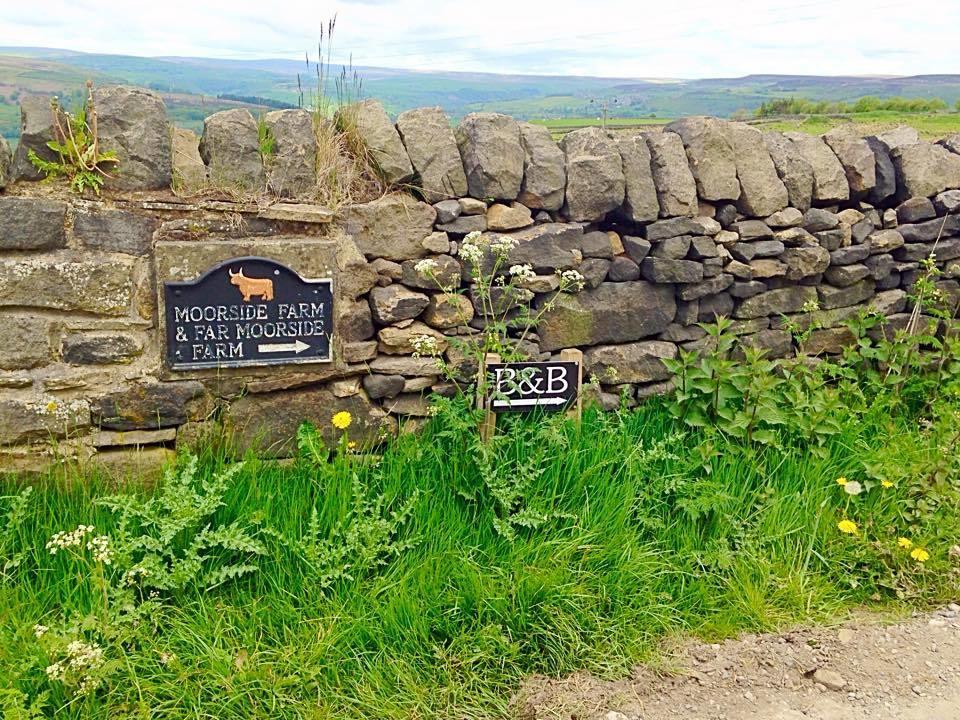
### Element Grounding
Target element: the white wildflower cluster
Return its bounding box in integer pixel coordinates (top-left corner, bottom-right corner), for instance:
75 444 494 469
413 258 438 274
459 230 485 265
843 480 863 496
86 535 113 565
122 565 151 587
46 525 95 554
801 299 821 313
508 264 536 281
410 334 441 358
558 269 586 292
33 624 49 638
491 235 518 259
45 639 105 696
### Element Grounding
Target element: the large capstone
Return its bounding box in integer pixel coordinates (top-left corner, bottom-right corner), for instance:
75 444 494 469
865 136 897 205
823 128 877 199
643 131 698 217
517 122 566 211
724 122 788 217
12 95 58 181
784 133 850 202
456 112 524 200
537 281 676 351
763 131 814 212
665 117 740 201
199 109 265 190
93 85 172 190
890 142 960 200
264 109 317 199
560 126 626 222
616 135 660 223
171 128 207 191
396 106 468 202
343 99 413 186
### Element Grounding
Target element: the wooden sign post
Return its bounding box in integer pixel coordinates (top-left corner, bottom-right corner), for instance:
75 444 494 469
478 349 583 442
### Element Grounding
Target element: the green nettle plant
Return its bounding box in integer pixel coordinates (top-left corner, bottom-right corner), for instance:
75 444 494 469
28 81 118 195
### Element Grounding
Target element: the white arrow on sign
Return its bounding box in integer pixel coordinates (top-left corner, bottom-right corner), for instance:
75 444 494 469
492 396 568 408
258 340 311 354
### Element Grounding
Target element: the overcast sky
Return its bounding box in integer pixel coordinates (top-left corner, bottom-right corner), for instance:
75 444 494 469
1 0 957 79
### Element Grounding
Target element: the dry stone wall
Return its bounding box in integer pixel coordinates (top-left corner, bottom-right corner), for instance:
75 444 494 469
1 86 959 472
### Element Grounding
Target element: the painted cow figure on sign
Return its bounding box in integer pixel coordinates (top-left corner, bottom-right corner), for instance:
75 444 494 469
228 267 275 302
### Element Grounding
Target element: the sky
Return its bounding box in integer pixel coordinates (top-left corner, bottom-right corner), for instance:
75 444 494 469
0 0 957 79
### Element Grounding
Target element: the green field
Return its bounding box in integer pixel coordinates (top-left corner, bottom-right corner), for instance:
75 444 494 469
3 311 960 718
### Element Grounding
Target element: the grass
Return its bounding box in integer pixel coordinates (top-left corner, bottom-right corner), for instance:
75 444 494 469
2 327 960 719
752 110 960 140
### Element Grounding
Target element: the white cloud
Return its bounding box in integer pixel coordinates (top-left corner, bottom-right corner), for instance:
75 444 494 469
0 0 956 78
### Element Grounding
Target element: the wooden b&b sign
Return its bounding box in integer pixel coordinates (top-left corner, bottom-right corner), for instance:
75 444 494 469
478 349 583 441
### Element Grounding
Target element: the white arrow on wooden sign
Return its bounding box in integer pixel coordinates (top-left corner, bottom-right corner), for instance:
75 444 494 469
258 340 311 354
491 396 568 408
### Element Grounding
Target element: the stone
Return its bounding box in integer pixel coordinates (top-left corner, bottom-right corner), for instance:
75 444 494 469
715 203 738 228
615 134 660 223
338 299 375 342
724 122 789 217
342 341 378 363
677 273 734 301
676 299 700 325
731 220 774 240
734 286 818 319
257 203 332 223
478 223 584 273
0 397 89 445
688 236 719 259
470 285 533 316
766 206 804 228
805 326 858 355
263 108 317 198
401 254 461 290
641 257 704 283
0 317 53 370
537 281 676 351
436 215 487 235
623 235 651 265
579 258 610 289
897 197 937 224
369 356 442 376
93 85 173 190
343 99 413 185
818 279 875 309
763 131 815 211
939 134 960 155
342 193 435 261
865 136 897 205
715 229 739 245
517 122 566 211
823 128 877 198
816 227 851 252
651 235 691 259
62 333 144 365
0 136 10 188
456 112 524 200
362 374 405 400
0 197 67 251
459 198 487 215
803 208 840 233
227 387 390 457
607 256 641 281
199 108 264 190
582 231 615 259
421 232 450 254
749 259 787 278
584 341 677 384
851 218 875 245
514 274 560 294
396 106 467 202
12 95 58 181
782 245 830 280
698 292 734 322
890 142 960 199
811 668 847 692
898 215 960 242
171 127 207 191
776 227 819 247
665 117 740 201
877 126 920 150
72 207 157 255
731 280 766 298
369 285 430 324
384 393 433 417
643 131 698 217
896 238 960 263
825 264 870 287
433 199 462 224
421 293 474 329
864 253 895 280
726 260 753 279
378 322 448 355
729 240 785 262
934 189 960 215
734 329 793 359
660 323 707 342
646 217 703 241
784 132 849 202
93 381 205 431
486 202 533 231
0 254 135 316
560 127 625 222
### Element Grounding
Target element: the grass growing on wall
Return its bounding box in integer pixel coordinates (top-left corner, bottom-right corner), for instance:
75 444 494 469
2 312 960 718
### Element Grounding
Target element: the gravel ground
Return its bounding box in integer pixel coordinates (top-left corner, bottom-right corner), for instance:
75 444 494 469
513 605 960 720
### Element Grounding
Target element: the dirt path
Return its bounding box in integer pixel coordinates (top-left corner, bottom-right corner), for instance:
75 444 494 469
513 606 960 720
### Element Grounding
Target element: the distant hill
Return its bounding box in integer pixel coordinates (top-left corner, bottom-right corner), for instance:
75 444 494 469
1 46 960 143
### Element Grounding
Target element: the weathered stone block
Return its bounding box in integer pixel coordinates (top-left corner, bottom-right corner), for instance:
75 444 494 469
456 112 524 200
823 128 877 198
607 256 640 281
677 273 734 301
0 397 89 445
12 95 58 181
734 286 818 319
93 381 205 431
724 122 788 217
782 245 830 280
0 317 53 370
537 281 676 351
363 374 405 400
615 134 659 223
397 106 468 203
378 321 448 355
640 258 704 283
401 254 460 290
890 142 960 199
865 136 897 205
436 215 487 235
478 223 584 273
517 122 566 211
422 293 474 329
560 127 625 222
199 108 264 189
0 254 136 315
784 132 849 202
72 207 157 256
665 117 740 201
94 85 173 190
62 333 144 365
486 202 533 231
763 131 814 212
369 285 429 324
0 197 67 251
264 109 317 199
172 127 207 191
584 340 677 384
342 193 435 261
643 131 698 217
343 99 413 186
817 279 876 309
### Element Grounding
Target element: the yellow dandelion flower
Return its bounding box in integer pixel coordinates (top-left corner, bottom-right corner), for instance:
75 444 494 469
898 537 913 549
836 476 848 486
331 411 352 430
910 547 930 563
45 401 58 412
881 480 894 488
347 440 357 450
837 519 858 535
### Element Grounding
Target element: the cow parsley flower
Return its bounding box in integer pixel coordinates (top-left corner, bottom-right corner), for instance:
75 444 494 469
508 264 536 281
86 535 113 565
46 525 95 554
558 270 585 292
411 334 441 357
414 258 438 274
490 236 518 258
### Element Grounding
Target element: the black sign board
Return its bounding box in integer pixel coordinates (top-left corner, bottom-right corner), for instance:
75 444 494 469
164 256 333 370
486 361 580 413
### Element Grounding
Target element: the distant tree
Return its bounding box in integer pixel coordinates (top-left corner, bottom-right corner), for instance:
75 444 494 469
730 108 751 121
